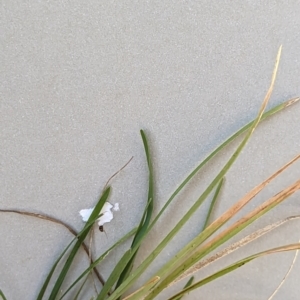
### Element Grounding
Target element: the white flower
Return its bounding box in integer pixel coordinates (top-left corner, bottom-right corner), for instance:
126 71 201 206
79 202 119 226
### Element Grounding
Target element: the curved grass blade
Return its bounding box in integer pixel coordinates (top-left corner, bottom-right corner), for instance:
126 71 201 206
47 187 111 300
73 274 90 300
167 243 300 300
59 227 137 300
110 84 277 300
267 239 300 300
114 130 154 293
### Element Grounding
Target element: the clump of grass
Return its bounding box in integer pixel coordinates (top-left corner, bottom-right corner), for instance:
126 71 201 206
1 46 299 300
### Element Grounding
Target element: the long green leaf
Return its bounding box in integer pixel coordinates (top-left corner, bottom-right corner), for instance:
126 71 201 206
47 187 111 300
167 243 300 300
115 130 155 292
73 275 90 300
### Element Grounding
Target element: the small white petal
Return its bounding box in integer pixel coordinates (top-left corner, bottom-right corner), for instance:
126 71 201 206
98 210 114 226
113 203 120 211
79 208 94 222
101 202 113 213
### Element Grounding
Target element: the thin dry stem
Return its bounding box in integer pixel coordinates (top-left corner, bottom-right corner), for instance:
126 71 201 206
103 156 133 190
268 239 300 300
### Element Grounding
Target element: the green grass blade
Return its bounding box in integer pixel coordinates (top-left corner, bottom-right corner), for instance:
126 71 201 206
59 227 137 300
173 276 194 300
114 130 155 292
73 275 90 300
0 290 7 300
203 178 224 230
133 130 154 243
123 276 194 300
47 187 111 300
167 243 300 300
37 220 100 300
